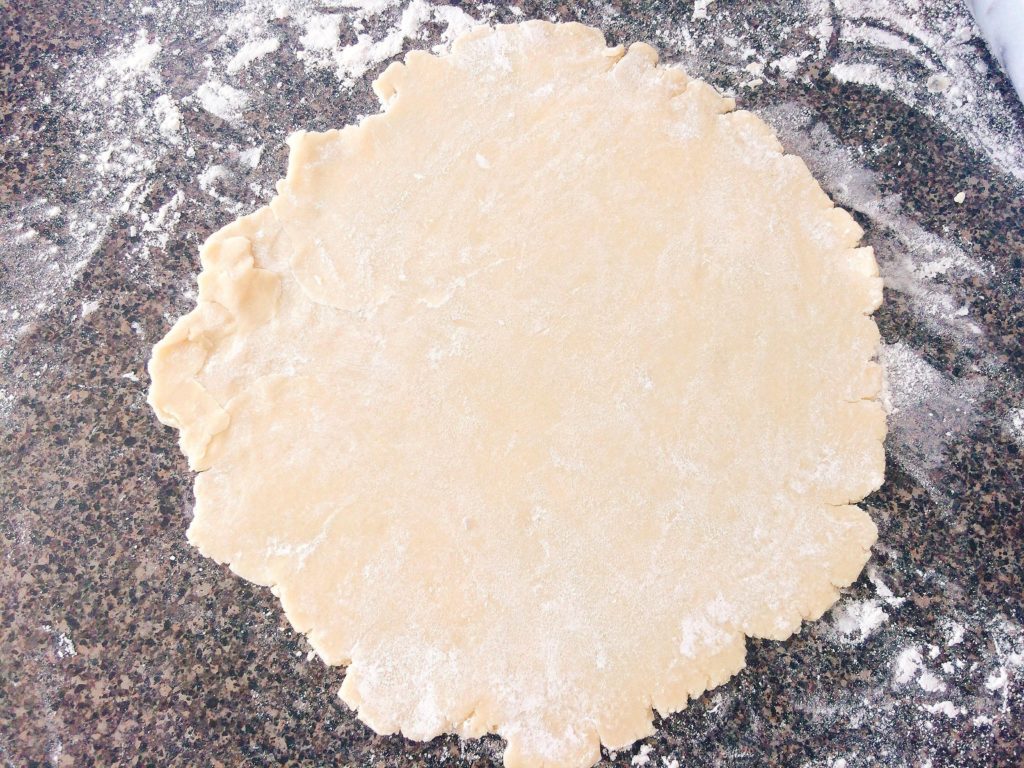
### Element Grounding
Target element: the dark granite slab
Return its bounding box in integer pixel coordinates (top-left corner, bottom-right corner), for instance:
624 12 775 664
2 1 1022 766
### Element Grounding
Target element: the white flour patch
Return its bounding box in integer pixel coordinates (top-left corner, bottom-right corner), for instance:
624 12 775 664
877 342 986 498
153 94 182 141
922 700 963 717
430 5 480 51
918 670 946 693
42 625 77 659
110 31 162 74
831 598 889 643
894 644 923 684
762 103 989 341
691 0 714 21
226 36 281 74
1006 408 1024 448
239 145 265 170
866 565 906 608
831 62 897 91
55 634 76 659
631 743 654 766
828 0 1024 185
880 342 983 481
985 668 1008 692
193 80 250 123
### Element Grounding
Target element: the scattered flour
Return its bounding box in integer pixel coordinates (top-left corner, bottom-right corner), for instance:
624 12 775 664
193 80 250 123
762 103 989 341
341 0 402 15
758 104 1002 502
826 0 1024 183
226 36 281 74
631 743 654 766
692 0 715 22
0 25 183 349
877 341 986 498
1007 408 1024 448
153 94 182 141
917 670 946 693
42 625 77 659
650 0 1024 183
922 700 963 718
832 598 889 643
294 1 480 84
894 645 924 684
892 643 950 696
798 611 1022 755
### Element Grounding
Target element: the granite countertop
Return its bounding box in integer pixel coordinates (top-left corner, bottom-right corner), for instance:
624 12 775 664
2 1 1022 766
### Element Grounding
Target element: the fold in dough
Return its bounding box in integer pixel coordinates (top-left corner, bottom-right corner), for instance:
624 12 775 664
148 21 886 768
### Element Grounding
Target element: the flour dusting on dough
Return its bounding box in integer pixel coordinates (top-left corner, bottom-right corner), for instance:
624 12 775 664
148 21 888 768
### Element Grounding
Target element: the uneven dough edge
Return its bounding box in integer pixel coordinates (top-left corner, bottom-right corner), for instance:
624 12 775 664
147 207 282 470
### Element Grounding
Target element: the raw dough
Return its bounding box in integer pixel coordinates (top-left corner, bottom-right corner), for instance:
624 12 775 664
148 21 885 768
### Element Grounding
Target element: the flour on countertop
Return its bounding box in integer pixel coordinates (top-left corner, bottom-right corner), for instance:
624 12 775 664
42 625 77 659
226 36 281 74
1007 408 1024 448
631 744 654 765
828 0 1024 184
761 103 989 340
669 0 1024 184
866 565 906 608
800 613 1023 753
831 598 889 643
3 1 1021 761
193 80 250 123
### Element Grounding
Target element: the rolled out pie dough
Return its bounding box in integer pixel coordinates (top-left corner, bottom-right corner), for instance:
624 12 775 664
149 21 886 768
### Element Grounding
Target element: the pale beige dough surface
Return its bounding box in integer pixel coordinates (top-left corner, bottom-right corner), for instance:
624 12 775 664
148 21 886 768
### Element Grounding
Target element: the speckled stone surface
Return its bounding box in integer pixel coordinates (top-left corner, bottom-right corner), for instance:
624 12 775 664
2 1 1023 766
